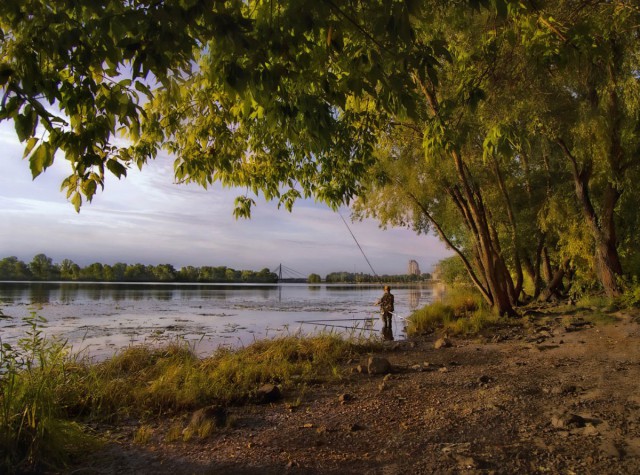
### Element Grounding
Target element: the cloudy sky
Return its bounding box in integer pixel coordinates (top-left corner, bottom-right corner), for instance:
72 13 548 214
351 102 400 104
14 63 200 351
0 122 451 277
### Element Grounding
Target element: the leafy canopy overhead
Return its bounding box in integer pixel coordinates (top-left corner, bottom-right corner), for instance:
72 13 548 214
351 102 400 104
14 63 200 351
1 0 449 213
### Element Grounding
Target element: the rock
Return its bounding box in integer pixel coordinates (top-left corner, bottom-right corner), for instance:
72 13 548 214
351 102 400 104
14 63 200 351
368 356 392 375
434 337 452 349
256 384 281 403
189 405 227 428
583 424 599 436
438 366 448 373
551 412 586 429
454 454 478 469
338 393 352 404
478 375 491 384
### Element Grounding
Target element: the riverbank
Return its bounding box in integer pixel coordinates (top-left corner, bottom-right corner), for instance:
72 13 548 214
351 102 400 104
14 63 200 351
66 306 640 474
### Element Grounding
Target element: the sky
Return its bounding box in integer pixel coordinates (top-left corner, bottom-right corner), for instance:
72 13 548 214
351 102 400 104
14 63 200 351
0 122 452 277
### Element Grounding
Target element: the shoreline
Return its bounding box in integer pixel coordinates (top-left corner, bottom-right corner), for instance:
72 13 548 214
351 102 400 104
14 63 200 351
64 307 640 474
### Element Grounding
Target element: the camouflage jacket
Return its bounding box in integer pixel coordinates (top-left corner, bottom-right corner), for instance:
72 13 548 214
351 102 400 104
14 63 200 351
380 292 394 313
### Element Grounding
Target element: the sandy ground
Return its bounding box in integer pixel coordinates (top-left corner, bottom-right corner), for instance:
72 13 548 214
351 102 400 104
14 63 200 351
65 308 640 474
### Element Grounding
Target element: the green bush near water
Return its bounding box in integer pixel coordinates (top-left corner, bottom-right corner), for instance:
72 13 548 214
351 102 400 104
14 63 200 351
406 287 505 336
0 313 376 473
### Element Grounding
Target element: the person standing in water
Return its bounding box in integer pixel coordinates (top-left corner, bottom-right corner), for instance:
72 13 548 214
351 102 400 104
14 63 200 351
376 285 394 328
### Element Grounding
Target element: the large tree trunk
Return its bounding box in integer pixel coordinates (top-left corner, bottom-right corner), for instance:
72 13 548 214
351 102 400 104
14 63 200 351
538 258 571 302
557 140 623 296
450 151 518 317
415 75 517 317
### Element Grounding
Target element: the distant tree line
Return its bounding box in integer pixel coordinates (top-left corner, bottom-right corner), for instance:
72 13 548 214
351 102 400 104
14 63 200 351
323 272 431 284
0 254 278 283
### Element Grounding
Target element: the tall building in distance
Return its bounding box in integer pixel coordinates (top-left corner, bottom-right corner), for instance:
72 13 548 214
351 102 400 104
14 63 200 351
408 259 421 276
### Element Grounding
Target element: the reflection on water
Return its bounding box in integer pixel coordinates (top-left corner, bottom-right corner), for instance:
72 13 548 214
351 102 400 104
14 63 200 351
0 282 434 359
408 287 422 310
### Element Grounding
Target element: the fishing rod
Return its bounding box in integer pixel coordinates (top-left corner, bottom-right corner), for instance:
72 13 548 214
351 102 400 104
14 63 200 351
297 318 376 323
337 209 380 281
294 321 375 330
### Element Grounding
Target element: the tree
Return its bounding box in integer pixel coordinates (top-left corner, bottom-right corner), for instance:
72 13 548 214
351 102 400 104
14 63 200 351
4 1 639 306
177 266 199 282
0 256 31 280
1 0 440 213
151 264 177 282
59 258 81 280
28 254 59 281
81 262 104 281
507 1 640 296
307 273 322 284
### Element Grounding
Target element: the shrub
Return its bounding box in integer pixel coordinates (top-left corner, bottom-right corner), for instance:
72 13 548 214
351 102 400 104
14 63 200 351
407 287 500 336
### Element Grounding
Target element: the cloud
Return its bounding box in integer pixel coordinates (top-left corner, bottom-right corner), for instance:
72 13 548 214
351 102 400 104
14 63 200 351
0 123 452 275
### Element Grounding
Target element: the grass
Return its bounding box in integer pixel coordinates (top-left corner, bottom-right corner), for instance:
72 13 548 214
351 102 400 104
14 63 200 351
406 287 509 337
0 315 376 473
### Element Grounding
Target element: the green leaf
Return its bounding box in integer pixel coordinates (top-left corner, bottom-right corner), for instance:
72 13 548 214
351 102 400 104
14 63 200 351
106 159 127 178
134 81 152 97
15 106 38 142
22 137 39 158
0 64 13 86
29 143 54 178
71 192 82 212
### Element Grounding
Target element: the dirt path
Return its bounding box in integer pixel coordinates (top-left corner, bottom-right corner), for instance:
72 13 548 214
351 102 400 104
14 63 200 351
68 310 640 474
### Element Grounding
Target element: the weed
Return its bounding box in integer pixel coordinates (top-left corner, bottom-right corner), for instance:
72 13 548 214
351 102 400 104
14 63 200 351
582 313 620 325
407 288 503 336
164 421 183 443
0 313 96 473
0 319 373 472
133 424 154 444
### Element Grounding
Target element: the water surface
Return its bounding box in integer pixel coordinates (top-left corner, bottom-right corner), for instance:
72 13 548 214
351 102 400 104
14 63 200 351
0 282 432 359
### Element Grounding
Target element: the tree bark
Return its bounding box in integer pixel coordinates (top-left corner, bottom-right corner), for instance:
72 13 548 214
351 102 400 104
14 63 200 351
557 139 623 296
538 258 571 302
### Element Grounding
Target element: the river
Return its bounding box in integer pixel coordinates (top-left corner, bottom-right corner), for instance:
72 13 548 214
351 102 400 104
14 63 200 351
0 282 434 359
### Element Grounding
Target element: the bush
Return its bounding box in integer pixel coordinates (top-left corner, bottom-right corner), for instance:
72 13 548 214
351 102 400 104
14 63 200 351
407 287 500 336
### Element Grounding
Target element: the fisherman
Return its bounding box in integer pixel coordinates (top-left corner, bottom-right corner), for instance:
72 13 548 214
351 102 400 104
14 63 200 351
376 285 394 328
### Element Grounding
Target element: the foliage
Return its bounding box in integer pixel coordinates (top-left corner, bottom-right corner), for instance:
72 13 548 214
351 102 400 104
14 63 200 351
435 256 471 286
3 1 640 305
406 287 503 336
307 273 322 284
616 278 640 309
0 255 277 283
0 313 96 473
324 271 429 283
0 311 376 470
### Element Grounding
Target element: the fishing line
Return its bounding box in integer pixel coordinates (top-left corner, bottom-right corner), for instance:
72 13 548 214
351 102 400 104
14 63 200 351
337 209 380 280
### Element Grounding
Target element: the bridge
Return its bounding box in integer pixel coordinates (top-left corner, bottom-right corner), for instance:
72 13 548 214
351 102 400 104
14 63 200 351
271 264 308 283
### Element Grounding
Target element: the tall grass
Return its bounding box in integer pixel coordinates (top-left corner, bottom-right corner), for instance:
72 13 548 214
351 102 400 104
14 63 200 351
0 313 96 473
87 334 366 417
0 314 373 472
407 287 504 336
